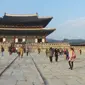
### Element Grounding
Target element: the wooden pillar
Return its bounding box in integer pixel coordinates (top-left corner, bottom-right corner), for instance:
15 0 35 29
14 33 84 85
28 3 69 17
15 37 18 43
42 36 46 43
42 38 45 43
22 38 25 42
35 38 38 43
3 37 6 42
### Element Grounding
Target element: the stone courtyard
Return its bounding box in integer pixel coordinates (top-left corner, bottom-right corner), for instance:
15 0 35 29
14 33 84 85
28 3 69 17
0 50 85 85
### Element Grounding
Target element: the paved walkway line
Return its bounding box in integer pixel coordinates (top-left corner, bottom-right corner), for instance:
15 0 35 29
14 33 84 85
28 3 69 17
29 53 48 85
0 55 18 77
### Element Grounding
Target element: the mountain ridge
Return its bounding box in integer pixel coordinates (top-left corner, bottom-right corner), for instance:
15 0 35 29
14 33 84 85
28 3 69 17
46 38 85 45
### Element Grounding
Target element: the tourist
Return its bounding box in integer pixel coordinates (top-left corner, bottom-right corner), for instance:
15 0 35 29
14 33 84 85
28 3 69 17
26 46 29 56
23 45 26 53
17 46 20 57
65 49 69 60
1 45 4 56
54 48 59 62
79 49 82 55
49 47 54 62
68 48 76 70
8 46 12 55
38 48 41 54
20 46 24 58
45 48 49 56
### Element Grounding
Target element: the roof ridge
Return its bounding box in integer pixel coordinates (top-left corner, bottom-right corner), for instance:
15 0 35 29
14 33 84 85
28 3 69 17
39 16 53 18
0 28 56 30
4 13 38 17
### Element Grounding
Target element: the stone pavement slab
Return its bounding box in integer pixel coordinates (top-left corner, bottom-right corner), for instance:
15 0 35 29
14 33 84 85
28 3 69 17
30 52 85 85
0 51 85 85
0 52 17 76
0 54 44 85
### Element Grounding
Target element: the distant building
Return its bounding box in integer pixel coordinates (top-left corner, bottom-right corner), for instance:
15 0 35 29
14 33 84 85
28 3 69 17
0 13 55 44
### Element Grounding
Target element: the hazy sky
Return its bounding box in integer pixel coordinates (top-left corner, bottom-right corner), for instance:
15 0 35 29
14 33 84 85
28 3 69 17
0 0 85 40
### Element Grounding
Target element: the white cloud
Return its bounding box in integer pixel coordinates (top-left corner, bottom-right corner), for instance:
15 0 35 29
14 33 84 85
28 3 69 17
59 17 85 28
47 17 85 40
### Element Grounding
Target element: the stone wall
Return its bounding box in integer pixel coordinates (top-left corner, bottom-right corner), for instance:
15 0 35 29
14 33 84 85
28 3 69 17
26 42 70 52
0 42 85 53
71 46 85 53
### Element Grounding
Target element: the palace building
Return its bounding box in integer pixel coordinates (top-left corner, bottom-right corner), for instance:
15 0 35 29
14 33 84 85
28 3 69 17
0 13 55 44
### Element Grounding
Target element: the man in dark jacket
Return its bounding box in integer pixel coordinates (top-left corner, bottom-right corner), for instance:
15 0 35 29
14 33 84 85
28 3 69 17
54 48 59 62
49 47 54 62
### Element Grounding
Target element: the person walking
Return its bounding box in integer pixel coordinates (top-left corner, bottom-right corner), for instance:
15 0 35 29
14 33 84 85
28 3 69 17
17 46 21 57
68 48 76 70
8 45 12 55
20 46 24 58
65 49 69 60
1 45 4 56
54 48 59 62
26 47 29 56
79 49 82 55
45 48 49 56
49 47 54 62
38 48 41 54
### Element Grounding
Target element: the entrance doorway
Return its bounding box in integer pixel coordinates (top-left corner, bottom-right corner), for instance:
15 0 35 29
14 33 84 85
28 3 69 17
38 38 42 43
0 38 3 42
18 38 22 43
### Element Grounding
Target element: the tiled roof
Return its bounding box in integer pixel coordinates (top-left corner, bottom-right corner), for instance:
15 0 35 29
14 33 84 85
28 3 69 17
0 13 53 28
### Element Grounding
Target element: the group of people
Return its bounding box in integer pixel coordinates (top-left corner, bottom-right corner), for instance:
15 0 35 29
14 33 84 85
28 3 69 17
8 44 30 57
0 44 78 70
47 47 59 62
45 47 76 70
17 46 30 57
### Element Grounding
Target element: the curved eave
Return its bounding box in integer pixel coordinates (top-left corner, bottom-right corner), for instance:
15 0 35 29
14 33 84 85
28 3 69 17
0 28 56 36
39 17 53 27
0 17 2 22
